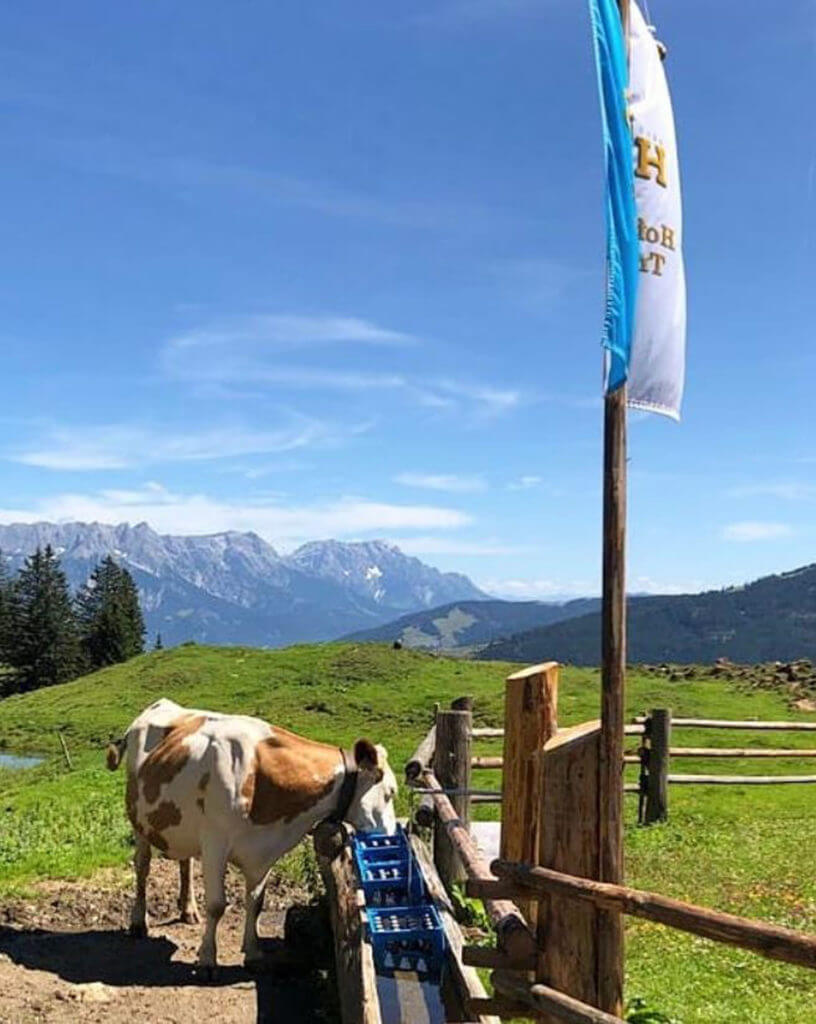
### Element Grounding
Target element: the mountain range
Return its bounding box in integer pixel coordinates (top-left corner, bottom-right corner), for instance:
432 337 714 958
0 522 486 648
478 563 816 665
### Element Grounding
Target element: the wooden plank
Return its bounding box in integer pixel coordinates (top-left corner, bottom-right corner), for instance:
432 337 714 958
472 727 505 739
506 661 561 683
599 383 627 1020
500 661 559 923
538 722 602 1017
667 774 816 785
462 946 537 972
634 717 816 731
434 709 472 888
422 769 537 962
490 861 816 971
492 971 625 1024
409 835 500 1024
315 841 382 1024
468 997 530 1017
472 756 504 769
406 724 436 782
645 708 670 824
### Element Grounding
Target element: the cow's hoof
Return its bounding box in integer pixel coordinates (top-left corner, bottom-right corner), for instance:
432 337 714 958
128 923 148 939
197 964 218 984
180 908 201 925
243 956 265 974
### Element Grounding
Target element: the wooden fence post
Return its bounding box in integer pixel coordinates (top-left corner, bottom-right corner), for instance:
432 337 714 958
645 708 671 825
500 662 559 922
434 703 472 890
536 721 602 1020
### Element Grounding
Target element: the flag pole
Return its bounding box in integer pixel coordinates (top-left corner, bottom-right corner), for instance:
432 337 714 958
597 0 630 1016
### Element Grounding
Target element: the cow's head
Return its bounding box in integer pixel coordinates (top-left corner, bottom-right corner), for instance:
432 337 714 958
348 739 398 835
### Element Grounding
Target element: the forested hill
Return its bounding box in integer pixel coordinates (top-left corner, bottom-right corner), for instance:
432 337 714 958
343 597 600 649
478 563 816 664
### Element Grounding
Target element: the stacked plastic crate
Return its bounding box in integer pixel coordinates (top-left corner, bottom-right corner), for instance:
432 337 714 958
353 827 446 978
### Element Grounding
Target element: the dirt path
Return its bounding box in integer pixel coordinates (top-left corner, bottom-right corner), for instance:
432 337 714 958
0 859 339 1024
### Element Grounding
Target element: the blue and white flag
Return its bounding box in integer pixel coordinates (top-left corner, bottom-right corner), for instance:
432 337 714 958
588 1 686 418
588 0 639 394
627 2 686 420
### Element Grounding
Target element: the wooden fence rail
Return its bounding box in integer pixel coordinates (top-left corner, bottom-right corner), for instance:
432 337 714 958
421 768 537 962
634 716 816 731
470 971 625 1024
665 773 816 785
472 755 504 769
405 724 436 782
626 747 816 759
471 861 816 972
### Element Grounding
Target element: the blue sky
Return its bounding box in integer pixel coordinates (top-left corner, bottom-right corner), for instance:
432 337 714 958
1 0 814 599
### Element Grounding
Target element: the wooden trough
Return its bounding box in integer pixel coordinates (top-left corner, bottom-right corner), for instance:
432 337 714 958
314 820 499 1024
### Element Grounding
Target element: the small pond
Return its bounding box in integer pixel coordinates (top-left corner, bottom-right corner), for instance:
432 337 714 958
0 752 44 770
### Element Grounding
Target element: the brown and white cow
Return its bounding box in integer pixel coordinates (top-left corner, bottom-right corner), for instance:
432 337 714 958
107 698 397 974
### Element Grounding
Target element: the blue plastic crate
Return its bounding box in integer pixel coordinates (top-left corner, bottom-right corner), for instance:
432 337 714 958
358 856 425 906
366 904 445 977
354 829 410 855
353 826 424 906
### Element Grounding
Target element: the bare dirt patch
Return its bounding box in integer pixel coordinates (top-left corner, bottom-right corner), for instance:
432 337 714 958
0 858 338 1024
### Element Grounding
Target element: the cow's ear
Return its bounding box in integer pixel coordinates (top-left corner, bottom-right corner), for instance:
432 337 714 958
354 738 379 771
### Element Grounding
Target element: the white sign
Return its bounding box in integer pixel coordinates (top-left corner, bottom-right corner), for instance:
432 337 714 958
627 2 687 420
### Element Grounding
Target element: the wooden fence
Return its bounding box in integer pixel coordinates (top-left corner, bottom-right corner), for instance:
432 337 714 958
405 664 816 1022
632 708 816 823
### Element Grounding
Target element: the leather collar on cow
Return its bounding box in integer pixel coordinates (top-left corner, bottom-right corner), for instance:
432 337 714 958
328 747 358 825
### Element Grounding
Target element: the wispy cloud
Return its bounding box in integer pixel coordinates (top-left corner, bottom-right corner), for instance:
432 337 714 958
721 521 793 542
480 577 597 600
0 486 472 549
385 536 520 557
167 314 418 356
728 482 816 501
394 472 487 493
508 475 542 491
62 142 501 232
432 380 520 417
160 315 522 420
7 415 357 471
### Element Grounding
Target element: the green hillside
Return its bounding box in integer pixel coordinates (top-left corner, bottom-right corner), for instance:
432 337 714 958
2 643 816 1022
479 563 816 665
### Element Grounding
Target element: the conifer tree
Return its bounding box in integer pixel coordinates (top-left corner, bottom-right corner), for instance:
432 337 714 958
77 556 145 669
5 545 82 692
154 632 163 651
0 551 12 689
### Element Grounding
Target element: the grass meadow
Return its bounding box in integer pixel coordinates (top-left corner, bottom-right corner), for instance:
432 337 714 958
1 643 815 1022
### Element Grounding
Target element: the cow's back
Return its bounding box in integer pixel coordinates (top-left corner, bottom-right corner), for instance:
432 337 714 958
123 701 271 860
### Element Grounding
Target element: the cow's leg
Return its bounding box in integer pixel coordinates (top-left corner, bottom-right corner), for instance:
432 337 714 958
197 835 229 977
241 869 269 966
178 859 201 924
129 834 152 937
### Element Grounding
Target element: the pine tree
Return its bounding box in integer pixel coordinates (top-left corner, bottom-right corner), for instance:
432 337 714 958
154 632 163 651
77 556 145 669
119 565 146 658
5 545 82 693
0 551 13 693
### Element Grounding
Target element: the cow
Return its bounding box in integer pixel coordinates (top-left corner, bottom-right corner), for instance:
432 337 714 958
107 698 398 975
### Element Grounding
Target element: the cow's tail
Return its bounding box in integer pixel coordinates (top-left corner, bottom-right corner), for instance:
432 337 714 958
106 735 127 771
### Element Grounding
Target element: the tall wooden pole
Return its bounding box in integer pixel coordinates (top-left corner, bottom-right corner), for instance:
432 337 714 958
598 386 627 1016
597 2 630 1016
